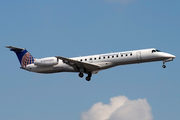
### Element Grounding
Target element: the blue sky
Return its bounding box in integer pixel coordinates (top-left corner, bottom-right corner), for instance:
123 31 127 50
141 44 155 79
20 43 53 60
1 0 180 120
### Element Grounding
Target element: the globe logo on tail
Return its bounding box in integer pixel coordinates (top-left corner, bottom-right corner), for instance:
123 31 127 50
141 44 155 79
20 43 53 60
21 52 34 67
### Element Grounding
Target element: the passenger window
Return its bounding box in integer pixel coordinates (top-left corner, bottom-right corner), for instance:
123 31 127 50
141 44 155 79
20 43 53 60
130 54 132 56
85 59 87 61
108 56 110 58
80 59 82 61
103 57 105 59
99 57 101 59
112 56 114 58
121 55 123 57
126 54 128 56
116 55 118 57
94 58 96 60
90 58 92 60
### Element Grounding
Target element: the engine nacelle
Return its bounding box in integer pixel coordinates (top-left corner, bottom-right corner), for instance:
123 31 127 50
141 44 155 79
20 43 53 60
34 57 58 67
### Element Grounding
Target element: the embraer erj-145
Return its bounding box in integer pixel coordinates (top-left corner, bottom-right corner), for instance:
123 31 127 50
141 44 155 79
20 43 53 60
6 46 176 81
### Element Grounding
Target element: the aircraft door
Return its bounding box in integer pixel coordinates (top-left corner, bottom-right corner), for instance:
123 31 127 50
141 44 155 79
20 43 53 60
136 51 142 61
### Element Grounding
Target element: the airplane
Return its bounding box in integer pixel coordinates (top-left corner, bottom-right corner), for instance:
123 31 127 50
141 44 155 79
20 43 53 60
6 46 176 81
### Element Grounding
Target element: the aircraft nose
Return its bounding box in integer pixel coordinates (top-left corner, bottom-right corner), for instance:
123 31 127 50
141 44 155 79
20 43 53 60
171 55 176 58
167 53 176 59
164 53 176 59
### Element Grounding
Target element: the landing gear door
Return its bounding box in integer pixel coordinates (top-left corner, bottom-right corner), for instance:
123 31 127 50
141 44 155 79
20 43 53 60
136 51 142 61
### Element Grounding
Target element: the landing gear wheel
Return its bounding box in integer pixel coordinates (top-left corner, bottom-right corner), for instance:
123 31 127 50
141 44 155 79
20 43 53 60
86 76 91 81
162 65 166 68
79 73 84 78
85 72 92 81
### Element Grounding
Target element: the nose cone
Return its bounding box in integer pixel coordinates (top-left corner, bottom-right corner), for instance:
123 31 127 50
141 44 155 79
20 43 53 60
171 54 176 58
167 53 176 59
160 53 176 59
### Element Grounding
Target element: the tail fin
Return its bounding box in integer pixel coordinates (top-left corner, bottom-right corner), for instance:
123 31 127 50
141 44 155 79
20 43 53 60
6 46 35 67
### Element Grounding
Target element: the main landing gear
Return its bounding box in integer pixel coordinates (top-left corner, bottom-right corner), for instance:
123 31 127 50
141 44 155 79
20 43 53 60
79 72 84 78
86 73 92 81
78 72 92 81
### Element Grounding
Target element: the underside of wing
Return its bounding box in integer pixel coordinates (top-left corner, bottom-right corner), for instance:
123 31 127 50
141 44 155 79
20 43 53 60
55 56 100 73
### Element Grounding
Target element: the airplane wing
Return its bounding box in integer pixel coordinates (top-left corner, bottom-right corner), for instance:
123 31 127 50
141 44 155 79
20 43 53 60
55 56 100 72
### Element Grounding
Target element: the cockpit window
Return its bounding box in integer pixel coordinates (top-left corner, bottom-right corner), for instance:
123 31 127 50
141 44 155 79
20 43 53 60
152 50 156 53
152 49 161 53
156 49 161 52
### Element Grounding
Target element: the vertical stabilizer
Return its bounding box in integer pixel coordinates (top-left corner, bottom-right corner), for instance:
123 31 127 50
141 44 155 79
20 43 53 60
6 46 34 67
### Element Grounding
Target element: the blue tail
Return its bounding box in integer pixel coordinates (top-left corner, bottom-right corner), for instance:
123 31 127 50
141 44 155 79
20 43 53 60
6 46 34 67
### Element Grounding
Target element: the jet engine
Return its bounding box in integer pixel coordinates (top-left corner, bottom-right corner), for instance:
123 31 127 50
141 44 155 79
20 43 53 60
34 57 58 67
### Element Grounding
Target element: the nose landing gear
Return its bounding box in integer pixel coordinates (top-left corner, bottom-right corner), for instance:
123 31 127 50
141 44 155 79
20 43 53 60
162 65 166 68
162 61 166 68
162 58 175 68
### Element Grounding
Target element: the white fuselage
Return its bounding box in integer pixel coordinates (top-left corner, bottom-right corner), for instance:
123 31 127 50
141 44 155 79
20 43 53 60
24 48 175 74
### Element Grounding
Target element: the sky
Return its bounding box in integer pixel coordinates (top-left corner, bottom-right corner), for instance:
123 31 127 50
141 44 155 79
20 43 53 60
1 0 180 120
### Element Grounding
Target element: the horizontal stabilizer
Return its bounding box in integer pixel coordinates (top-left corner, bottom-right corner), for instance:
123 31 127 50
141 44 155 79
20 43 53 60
6 46 24 52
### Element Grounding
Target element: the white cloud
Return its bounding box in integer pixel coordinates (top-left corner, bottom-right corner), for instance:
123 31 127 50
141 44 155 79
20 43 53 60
81 95 153 120
106 0 134 5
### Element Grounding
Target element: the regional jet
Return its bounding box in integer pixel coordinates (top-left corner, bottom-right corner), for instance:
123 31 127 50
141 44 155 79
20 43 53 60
6 46 176 81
